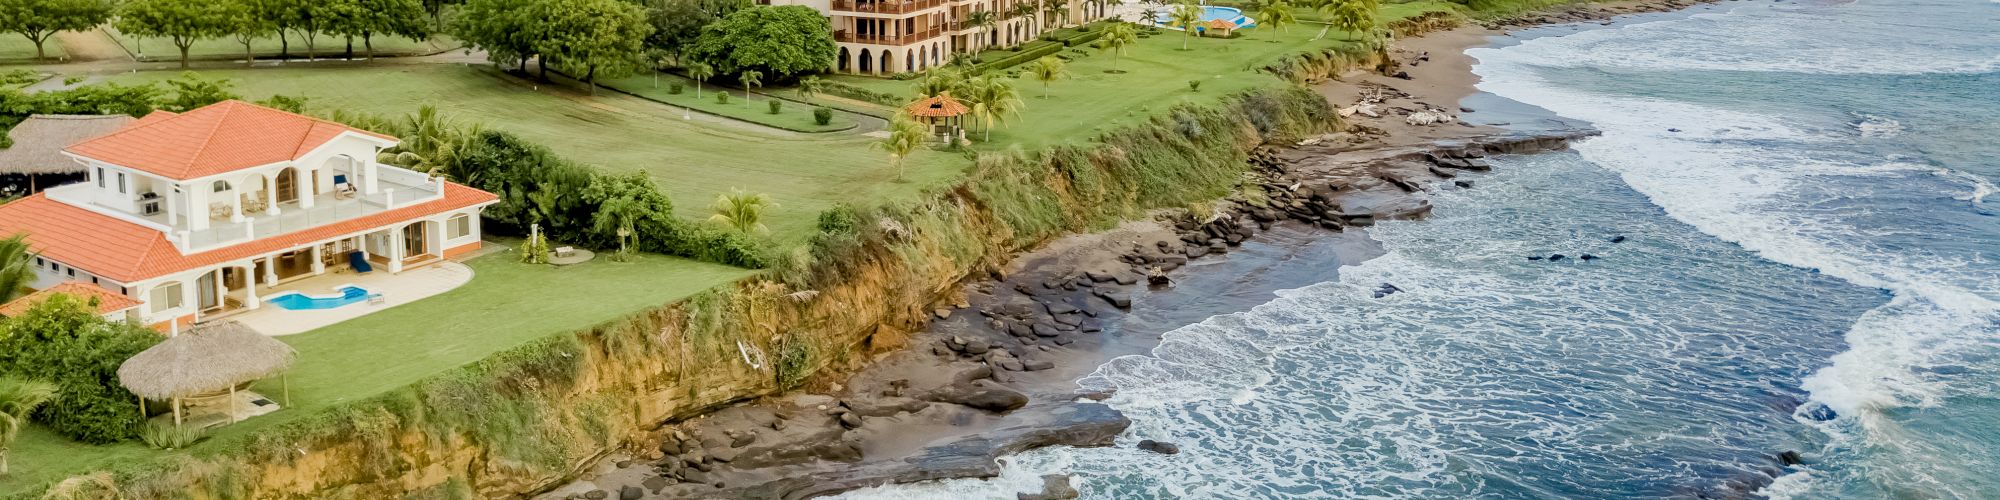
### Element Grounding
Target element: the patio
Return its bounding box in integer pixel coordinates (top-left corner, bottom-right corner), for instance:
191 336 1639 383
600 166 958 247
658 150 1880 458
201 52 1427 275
229 260 474 336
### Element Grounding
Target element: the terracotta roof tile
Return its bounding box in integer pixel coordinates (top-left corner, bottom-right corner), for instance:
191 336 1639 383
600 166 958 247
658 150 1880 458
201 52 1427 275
0 281 141 317
904 93 970 118
0 183 497 283
64 101 395 180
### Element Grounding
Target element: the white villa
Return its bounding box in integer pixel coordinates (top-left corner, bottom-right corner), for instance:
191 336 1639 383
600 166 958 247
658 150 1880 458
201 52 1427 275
0 100 498 330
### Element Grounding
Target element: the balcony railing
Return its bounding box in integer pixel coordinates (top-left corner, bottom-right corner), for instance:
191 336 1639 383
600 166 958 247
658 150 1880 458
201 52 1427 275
835 27 947 45
832 0 947 14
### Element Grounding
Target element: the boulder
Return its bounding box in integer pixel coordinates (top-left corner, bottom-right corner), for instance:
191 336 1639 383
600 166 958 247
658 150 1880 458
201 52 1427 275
1094 290 1132 309
1032 323 1062 338
659 439 683 456
927 382 1030 413
1043 301 1080 315
1022 359 1055 371
731 432 756 448
839 412 864 429
680 469 710 485
1137 439 1181 455
583 490 608 500
620 486 644 500
1778 450 1804 466
963 339 991 355
642 477 672 493
709 446 742 463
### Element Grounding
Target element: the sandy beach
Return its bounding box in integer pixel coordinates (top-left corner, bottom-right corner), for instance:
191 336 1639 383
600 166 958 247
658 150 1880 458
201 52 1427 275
537 2 1719 498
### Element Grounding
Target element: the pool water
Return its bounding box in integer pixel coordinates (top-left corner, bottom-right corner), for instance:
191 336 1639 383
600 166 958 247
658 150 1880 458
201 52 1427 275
1154 6 1257 30
268 286 376 310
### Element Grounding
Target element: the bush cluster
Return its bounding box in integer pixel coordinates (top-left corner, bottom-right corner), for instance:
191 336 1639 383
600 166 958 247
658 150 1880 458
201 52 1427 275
0 295 163 444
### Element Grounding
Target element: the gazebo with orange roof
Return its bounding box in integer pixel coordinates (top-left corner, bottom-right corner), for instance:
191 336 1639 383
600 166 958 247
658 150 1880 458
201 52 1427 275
1201 19 1238 37
904 92 971 140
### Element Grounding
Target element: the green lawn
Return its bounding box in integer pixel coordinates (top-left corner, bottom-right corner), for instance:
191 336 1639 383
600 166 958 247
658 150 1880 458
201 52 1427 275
598 71 858 133
0 249 752 496
97 65 966 245
101 26 456 62
0 34 63 62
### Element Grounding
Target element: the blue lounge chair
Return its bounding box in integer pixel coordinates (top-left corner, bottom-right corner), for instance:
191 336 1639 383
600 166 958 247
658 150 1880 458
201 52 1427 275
348 251 373 274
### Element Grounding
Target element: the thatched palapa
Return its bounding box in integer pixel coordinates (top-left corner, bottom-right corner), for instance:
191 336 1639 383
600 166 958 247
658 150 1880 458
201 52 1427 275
118 321 294 401
0 114 135 176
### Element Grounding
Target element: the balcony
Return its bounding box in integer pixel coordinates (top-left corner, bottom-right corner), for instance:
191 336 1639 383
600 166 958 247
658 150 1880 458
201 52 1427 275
832 0 948 15
835 26 947 45
175 170 444 252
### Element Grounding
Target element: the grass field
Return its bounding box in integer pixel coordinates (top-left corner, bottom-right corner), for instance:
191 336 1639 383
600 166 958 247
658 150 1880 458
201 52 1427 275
98 65 966 245
598 71 859 133
0 248 752 496
101 26 457 62
0 35 64 62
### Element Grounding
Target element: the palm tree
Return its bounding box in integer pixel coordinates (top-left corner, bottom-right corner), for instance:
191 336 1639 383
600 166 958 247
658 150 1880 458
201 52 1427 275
1097 22 1138 72
965 75 1024 141
687 62 715 100
1260 0 1298 34
0 235 36 303
1026 56 1069 99
874 114 927 182
1169 1 1204 50
0 377 58 477
593 195 643 261
914 67 966 98
796 75 825 103
1327 0 1378 42
963 10 997 52
739 70 763 102
1042 0 1072 28
709 189 776 234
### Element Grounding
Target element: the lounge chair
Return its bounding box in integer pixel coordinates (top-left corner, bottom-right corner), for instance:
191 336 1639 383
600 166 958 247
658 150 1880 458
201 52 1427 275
348 251 373 274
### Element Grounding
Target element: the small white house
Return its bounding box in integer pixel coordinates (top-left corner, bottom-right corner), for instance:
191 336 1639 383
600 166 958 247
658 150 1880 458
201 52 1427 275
0 100 498 330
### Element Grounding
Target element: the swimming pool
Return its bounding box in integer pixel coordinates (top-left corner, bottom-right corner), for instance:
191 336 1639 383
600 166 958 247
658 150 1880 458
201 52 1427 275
1153 5 1258 31
268 286 377 310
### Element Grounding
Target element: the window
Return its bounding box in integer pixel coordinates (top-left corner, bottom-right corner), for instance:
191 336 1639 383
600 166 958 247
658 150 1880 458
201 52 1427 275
117 172 127 194
66 268 75 277
34 257 42 266
447 214 472 240
96 167 105 187
213 180 230 192
152 282 184 310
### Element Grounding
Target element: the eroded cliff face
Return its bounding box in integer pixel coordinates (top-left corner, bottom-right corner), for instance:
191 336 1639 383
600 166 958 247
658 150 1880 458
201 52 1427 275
48 86 1340 500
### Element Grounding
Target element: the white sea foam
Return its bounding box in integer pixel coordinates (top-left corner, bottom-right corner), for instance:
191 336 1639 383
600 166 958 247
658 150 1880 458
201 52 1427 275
1756 469 1814 500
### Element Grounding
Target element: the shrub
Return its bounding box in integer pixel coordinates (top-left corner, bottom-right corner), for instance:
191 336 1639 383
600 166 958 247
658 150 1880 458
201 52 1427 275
668 82 685 94
1188 79 1203 92
0 295 162 444
0 69 41 85
139 421 208 450
974 42 1064 73
767 99 782 114
715 92 731 104
819 80 899 106
813 107 833 125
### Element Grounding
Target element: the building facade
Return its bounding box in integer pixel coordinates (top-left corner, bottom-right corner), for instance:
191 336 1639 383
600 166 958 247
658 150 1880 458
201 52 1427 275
0 100 499 329
773 0 1112 75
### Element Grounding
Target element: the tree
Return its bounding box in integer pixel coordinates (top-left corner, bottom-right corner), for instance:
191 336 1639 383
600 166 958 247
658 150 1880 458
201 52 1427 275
1095 21 1136 72
873 113 925 182
1259 0 1296 34
0 0 111 60
642 0 713 65
1326 0 1377 42
795 75 823 103
686 61 713 99
159 72 240 111
534 0 652 94
589 172 670 259
963 75 1022 142
737 69 760 102
419 0 458 31
0 377 57 476
117 0 234 68
453 0 540 72
1040 0 1070 29
0 234 33 303
1025 56 1067 99
707 188 774 234
0 294 162 444
326 0 429 60
277 0 332 60
221 0 276 65
962 9 994 51
1167 1 1201 50
683 5 835 79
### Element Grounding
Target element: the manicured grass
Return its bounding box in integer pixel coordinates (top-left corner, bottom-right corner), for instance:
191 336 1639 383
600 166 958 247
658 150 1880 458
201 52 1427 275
598 71 858 133
100 26 456 62
96 65 966 245
0 34 64 62
0 249 752 496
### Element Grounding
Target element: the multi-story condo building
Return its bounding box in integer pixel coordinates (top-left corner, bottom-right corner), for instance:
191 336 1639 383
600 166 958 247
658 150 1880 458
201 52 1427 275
771 0 1112 75
0 100 498 329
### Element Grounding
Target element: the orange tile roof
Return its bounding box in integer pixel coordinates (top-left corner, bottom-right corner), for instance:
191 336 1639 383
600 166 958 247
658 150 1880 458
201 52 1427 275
0 281 141 317
1204 19 1237 29
904 92 970 118
0 183 497 283
64 100 396 181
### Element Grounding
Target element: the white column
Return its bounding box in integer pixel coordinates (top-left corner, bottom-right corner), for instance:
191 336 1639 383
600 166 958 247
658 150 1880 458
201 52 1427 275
297 167 316 209
241 264 260 308
165 186 181 228
362 155 380 195
310 244 326 275
180 277 197 325
264 172 281 216
189 184 210 231
229 188 245 223
387 228 405 274
262 257 278 286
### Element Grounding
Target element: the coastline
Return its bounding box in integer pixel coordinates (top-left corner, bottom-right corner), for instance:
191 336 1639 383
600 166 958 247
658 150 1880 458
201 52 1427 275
539 2 1722 498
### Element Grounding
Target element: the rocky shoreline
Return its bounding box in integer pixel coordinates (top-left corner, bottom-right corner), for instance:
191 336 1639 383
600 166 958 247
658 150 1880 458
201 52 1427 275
535 2 1722 498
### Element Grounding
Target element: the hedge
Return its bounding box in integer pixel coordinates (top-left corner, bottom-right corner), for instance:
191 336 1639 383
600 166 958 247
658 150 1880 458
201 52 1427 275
974 41 1065 73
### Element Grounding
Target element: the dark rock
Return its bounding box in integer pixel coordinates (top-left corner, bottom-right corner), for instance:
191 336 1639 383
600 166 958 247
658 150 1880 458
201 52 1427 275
1093 290 1132 309
770 419 786 431
1185 245 1209 258
963 339 991 355
659 439 683 456
1579 253 1598 261
620 485 643 500
1609 235 1627 243
1086 270 1116 283
1526 256 1544 261
813 441 865 462
954 365 994 384
1023 359 1055 371
1547 254 1567 262
1778 450 1804 466
1032 323 1061 337
1043 301 1080 315
1393 71 1411 80
1372 283 1404 299
1427 166 1457 178
1053 336 1075 346
680 468 710 485
642 477 671 493
1114 272 1139 285
1667 128 1682 133
999 360 1025 371
1137 439 1181 455
731 432 756 448
927 382 1030 413
1453 180 1474 189
1008 322 1034 337
1804 403 1838 422
709 446 741 463
839 412 863 429
583 490 609 500
1345 215 1376 226
1053 313 1083 326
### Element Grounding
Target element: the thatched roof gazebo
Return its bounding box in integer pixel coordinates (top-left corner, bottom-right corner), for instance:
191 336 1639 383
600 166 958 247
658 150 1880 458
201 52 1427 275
117 321 295 428
0 114 134 193
904 92 971 141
